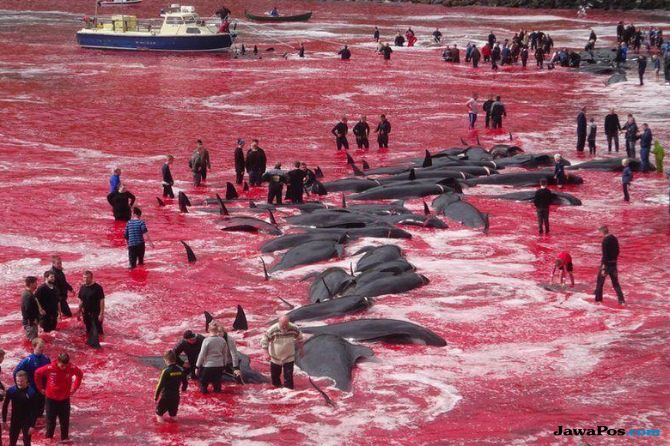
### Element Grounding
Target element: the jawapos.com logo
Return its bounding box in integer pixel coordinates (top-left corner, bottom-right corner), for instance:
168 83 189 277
554 425 662 437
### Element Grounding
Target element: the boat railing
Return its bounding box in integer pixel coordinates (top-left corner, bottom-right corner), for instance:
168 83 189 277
82 15 236 34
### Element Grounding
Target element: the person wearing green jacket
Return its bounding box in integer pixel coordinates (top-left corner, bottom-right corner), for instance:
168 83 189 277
652 140 665 173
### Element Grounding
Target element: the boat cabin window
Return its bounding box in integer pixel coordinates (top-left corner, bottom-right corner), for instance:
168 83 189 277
186 28 201 34
166 16 183 25
183 15 196 24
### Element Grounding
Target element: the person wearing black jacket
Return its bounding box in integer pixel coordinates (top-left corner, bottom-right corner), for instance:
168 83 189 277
264 163 286 205
106 185 136 221
50 256 73 317
394 32 405 47
338 45 351 60
638 55 647 86
594 226 625 304
375 115 391 149
380 43 393 60
234 139 246 185
286 162 307 204
196 140 212 182
604 110 621 152
35 271 59 332
622 114 638 159
173 330 205 380
2 371 37 446
331 117 349 151
353 116 370 150
21 276 40 341
533 179 553 235
77 271 105 337
488 31 496 47
155 350 188 423
482 96 494 128
576 107 587 152
161 155 175 198
471 45 481 68
245 139 266 187
490 96 506 129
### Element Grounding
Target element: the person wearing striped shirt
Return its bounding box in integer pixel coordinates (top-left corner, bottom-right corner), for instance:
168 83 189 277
261 316 303 389
124 207 148 269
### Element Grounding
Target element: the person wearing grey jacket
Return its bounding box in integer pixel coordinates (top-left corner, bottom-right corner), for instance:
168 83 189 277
195 323 240 393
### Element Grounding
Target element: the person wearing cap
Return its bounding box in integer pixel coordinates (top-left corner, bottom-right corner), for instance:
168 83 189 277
234 139 246 185
553 154 567 188
173 330 205 380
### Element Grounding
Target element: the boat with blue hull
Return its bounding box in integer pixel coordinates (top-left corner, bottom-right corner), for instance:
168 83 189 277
76 6 236 52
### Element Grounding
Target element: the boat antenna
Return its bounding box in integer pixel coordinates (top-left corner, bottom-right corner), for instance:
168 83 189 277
94 0 99 23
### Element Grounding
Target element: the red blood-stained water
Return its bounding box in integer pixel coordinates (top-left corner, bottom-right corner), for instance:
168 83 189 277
0 1 669 445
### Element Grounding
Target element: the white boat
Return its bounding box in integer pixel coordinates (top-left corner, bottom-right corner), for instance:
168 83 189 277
76 6 236 52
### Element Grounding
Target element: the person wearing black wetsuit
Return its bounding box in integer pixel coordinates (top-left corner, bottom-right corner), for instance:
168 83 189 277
490 96 506 129
173 330 205 380
594 226 625 305
482 96 494 128
353 116 370 149
155 350 188 422
286 162 307 204
49 256 73 318
245 140 267 187
331 117 349 151
576 107 587 152
161 155 175 198
2 371 37 446
35 271 59 333
604 110 622 152
533 179 553 235
21 276 40 341
106 185 136 221
338 45 351 60
375 115 391 149
381 43 393 60
373 27 380 42
77 271 105 337
234 139 246 185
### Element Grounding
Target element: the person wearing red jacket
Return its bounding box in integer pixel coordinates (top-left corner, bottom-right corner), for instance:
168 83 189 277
34 353 83 442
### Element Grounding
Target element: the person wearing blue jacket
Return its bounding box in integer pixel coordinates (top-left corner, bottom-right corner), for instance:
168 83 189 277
638 123 653 172
13 338 50 420
621 159 633 202
109 168 121 193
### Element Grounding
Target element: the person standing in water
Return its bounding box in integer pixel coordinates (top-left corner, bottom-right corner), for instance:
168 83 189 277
261 315 303 389
594 225 625 305
375 114 391 149
234 139 246 185
124 207 148 269
465 93 479 130
154 350 187 423
533 179 553 235
161 155 175 198
331 117 349 151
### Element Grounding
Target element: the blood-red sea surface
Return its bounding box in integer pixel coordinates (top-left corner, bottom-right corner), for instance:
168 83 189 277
1 1 669 445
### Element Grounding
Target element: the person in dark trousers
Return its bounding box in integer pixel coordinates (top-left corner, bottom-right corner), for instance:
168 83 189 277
490 96 506 129
161 155 175 198
576 107 587 152
353 116 370 150
535 47 544 69
587 117 597 155
432 28 442 43
638 54 647 85
196 140 212 182
264 163 286 205
488 31 496 47
373 27 379 42
109 168 121 194
35 271 59 333
34 353 83 443
234 139 246 185
520 46 529 67
338 45 351 60
154 350 187 423
594 225 625 305
21 276 40 341
471 45 481 68
482 96 494 128
173 330 205 380
188 142 204 187
13 338 50 421
195 323 240 394
622 114 638 158
465 93 479 130
533 179 553 235
124 207 148 269
286 162 307 204
553 154 567 188
604 109 622 152
394 32 405 47
106 185 136 221
245 140 267 187
375 114 391 149
638 123 653 172
2 371 36 446
331 117 349 151
381 43 393 60
76 271 105 337
298 42 305 58
50 255 73 318
261 316 303 389
621 158 633 201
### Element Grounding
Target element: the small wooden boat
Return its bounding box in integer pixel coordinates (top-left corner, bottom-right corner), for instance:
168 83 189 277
98 0 142 6
244 10 312 22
